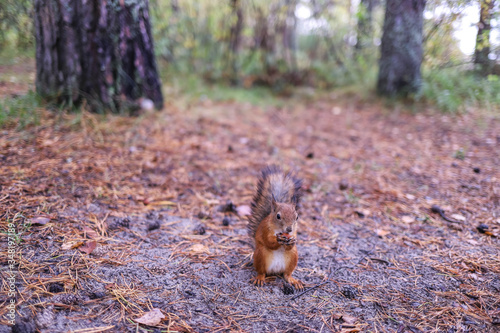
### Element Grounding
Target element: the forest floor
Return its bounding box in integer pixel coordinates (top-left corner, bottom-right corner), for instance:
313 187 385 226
1 66 500 333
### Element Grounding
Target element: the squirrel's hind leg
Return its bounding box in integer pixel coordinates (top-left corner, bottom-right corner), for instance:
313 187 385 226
250 274 266 287
284 274 304 291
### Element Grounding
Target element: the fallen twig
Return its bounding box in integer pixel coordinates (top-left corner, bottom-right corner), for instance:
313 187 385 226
288 281 329 301
431 205 461 224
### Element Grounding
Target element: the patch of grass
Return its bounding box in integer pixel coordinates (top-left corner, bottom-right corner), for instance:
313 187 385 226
0 90 43 129
0 47 34 66
343 190 360 205
453 147 466 160
2 213 30 245
163 69 285 108
419 67 500 113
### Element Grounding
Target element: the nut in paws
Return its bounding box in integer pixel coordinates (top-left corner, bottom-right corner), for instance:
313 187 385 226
277 233 296 245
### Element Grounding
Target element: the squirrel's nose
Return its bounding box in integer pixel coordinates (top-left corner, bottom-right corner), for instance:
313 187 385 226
286 226 292 233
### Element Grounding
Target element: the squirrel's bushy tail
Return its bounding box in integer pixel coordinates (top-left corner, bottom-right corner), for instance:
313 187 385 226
248 165 302 240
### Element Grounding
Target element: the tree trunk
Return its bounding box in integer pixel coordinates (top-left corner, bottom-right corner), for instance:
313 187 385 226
474 0 495 74
376 0 425 96
34 0 163 112
228 0 244 84
283 0 298 71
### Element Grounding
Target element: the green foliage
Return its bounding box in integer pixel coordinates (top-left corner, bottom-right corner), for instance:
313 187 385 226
2 0 500 115
0 91 43 129
151 0 381 91
163 69 283 107
419 67 500 113
0 0 34 51
453 147 466 160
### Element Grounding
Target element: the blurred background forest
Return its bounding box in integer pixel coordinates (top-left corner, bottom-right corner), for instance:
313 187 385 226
1 0 500 116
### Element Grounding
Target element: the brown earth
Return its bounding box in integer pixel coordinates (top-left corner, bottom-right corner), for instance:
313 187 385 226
1 74 499 332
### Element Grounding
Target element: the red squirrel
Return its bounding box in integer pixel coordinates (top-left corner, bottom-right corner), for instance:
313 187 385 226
247 165 304 290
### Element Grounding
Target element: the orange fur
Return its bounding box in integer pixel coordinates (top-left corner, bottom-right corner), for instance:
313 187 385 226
250 198 304 290
248 166 303 290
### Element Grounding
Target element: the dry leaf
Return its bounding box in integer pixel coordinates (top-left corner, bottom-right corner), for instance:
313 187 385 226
451 214 466 221
375 229 390 237
401 215 415 223
355 209 370 218
83 226 99 239
30 216 51 226
405 194 416 200
332 312 343 320
236 205 251 216
61 241 84 250
134 308 165 326
332 313 358 325
188 243 210 254
79 240 97 254
342 315 358 324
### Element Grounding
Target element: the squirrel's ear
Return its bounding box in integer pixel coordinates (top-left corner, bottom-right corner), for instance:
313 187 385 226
271 193 277 210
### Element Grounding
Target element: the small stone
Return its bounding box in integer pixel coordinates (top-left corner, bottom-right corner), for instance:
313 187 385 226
12 317 35 333
477 224 489 233
48 282 64 293
90 291 106 299
197 211 210 220
306 152 314 159
222 216 230 226
194 224 206 235
339 179 349 191
147 220 160 231
217 201 236 213
473 167 481 174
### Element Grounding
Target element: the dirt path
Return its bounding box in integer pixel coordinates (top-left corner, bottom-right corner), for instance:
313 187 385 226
1 94 499 332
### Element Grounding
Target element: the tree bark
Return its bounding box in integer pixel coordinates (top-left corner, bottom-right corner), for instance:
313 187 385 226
377 0 425 96
474 0 495 74
228 0 244 84
34 0 163 112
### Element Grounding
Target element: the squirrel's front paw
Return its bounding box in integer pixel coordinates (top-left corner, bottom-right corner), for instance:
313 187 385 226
277 233 296 245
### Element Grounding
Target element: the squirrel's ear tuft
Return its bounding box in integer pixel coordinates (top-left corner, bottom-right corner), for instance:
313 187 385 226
271 193 277 210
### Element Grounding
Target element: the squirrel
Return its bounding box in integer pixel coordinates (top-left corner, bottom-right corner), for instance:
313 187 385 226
248 165 304 290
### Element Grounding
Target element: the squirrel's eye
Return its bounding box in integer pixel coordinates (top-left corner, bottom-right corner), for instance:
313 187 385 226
276 213 281 220
296 215 299 220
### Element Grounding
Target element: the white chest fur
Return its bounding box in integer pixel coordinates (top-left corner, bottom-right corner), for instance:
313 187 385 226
266 247 287 274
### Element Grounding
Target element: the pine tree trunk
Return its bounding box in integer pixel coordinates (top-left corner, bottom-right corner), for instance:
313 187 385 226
228 0 244 84
34 0 163 112
376 0 425 96
474 0 495 74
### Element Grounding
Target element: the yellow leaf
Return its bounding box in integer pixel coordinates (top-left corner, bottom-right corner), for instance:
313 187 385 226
61 241 84 250
147 200 176 206
188 244 210 254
